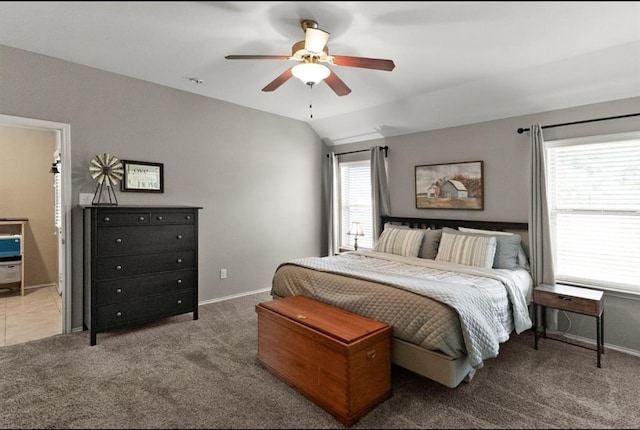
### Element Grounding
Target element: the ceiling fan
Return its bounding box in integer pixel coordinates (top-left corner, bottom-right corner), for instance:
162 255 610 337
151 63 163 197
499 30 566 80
225 19 395 96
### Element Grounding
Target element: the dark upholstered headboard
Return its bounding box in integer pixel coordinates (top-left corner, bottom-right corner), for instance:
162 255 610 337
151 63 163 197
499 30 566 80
380 216 528 232
380 216 530 250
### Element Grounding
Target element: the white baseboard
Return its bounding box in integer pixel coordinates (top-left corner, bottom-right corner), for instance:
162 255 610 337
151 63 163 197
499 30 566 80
546 329 640 358
25 283 57 291
198 287 271 306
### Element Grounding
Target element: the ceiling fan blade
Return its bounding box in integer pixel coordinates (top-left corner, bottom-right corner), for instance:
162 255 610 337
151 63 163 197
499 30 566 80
324 71 351 96
225 55 291 61
305 27 330 53
331 55 395 71
262 68 294 92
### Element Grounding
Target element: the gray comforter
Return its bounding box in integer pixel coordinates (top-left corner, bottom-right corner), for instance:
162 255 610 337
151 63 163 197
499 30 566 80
271 250 533 369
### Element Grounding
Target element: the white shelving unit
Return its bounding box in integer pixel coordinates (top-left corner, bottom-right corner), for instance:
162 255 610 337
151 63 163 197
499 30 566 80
0 219 27 295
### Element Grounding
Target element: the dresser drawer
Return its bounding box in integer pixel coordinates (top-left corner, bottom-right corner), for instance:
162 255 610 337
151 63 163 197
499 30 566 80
97 212 151 226
96 290 194 329
96 250 195 280
95 270 195 305
534 289 601 316
97 225 195 257
150 211 195 225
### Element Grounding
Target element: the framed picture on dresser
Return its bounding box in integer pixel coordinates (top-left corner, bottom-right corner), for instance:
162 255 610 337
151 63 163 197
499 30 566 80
121 160 164 193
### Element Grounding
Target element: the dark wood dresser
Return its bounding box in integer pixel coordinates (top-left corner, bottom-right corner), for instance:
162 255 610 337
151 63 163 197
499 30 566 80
83 205 202 345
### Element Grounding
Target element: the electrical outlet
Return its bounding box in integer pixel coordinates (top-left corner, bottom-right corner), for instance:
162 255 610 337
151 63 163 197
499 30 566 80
79 193 94 205
220 268 227 279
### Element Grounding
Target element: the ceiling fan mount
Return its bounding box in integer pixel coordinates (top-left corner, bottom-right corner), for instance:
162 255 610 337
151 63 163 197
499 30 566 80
225 19 395 96
300 19 319 32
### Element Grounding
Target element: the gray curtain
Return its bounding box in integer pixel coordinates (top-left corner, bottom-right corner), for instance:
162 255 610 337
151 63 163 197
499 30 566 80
324 152 339 256
529 124 557 327
371 146 391 241
529 124 556 286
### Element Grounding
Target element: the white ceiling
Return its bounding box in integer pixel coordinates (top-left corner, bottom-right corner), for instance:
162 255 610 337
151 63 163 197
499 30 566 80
1 1 639 145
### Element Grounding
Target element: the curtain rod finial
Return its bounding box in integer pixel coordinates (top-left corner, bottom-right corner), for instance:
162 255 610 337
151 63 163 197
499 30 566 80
517 128 525 134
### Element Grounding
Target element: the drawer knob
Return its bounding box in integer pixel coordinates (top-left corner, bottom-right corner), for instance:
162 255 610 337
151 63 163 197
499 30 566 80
116 311 122 317
103 217 110 222
177 279 182 284
115 265 122 270
296 314 307 320
185 215 191 220
177 299 182 304
138 216 145 221
176 234 183 240
116 288 122 293
176 258 183 264
558 295 572 301
157 216 163 220
366 349 376 359
115 238 122 243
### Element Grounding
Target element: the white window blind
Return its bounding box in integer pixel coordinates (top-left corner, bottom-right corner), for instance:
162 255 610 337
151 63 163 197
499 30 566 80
546 132 640 294
53 157 62 229
339 160 373 249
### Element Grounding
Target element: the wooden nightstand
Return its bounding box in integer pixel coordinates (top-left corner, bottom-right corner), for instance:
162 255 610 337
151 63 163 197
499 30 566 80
336 246 357 255
533 283 604 367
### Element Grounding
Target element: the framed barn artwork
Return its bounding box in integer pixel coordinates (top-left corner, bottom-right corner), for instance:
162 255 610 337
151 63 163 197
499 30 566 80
415 161 483 210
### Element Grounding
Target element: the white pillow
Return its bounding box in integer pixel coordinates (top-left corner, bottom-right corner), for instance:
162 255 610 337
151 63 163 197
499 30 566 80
458 227 514 236
435 231 497 268
383 222 410 231
374 228 424 258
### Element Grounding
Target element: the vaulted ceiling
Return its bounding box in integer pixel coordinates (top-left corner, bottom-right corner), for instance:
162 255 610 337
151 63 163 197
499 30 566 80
0 1 639 145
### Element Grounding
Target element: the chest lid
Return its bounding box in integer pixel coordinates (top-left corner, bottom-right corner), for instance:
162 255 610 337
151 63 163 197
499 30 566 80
258 295 389 344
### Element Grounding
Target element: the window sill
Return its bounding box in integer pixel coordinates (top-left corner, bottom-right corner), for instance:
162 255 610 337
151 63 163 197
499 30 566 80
557 281 640 301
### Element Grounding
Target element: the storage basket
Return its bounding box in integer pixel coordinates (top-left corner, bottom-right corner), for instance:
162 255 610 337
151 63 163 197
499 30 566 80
0 260 21 284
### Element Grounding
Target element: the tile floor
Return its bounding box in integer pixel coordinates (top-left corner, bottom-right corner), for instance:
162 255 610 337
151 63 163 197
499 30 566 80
0 285 62 347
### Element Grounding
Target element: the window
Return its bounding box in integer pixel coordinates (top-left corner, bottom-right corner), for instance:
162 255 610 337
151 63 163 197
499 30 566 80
546 131 640 294
339 160 373 249
53 154 62 229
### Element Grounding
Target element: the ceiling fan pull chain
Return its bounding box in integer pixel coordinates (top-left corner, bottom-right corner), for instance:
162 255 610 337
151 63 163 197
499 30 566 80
308 83 314 119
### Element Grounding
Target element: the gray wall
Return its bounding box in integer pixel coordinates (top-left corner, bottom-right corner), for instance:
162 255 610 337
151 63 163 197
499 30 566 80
0 44 325 330
332 96 640 355
2 41 639 357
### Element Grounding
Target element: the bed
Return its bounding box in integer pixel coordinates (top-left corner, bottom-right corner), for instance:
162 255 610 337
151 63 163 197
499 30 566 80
270 216 534 388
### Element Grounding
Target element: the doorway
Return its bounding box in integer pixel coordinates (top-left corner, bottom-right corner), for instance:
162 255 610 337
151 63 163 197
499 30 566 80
0 114 71 337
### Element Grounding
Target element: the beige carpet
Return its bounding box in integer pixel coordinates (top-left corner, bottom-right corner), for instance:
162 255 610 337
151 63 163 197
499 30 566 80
0 291 638 429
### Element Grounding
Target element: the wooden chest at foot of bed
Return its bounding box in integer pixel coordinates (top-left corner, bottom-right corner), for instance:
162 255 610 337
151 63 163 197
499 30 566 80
256 295 392 427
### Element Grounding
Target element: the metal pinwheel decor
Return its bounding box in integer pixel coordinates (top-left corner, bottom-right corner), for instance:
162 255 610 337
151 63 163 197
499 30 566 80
89 153 124 205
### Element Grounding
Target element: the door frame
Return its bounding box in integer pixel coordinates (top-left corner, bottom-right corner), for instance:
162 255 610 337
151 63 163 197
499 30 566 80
0 114 72 334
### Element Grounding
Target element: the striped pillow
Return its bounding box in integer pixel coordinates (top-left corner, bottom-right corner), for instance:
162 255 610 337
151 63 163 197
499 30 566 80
435 231 497 268
374 228 424 257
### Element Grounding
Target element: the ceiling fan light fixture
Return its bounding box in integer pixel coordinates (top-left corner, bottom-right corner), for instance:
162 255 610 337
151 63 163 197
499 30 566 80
291 62 330 85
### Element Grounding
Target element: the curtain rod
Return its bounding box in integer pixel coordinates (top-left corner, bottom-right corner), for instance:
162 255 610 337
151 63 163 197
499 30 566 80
517 112 640 134
326 145 389 158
